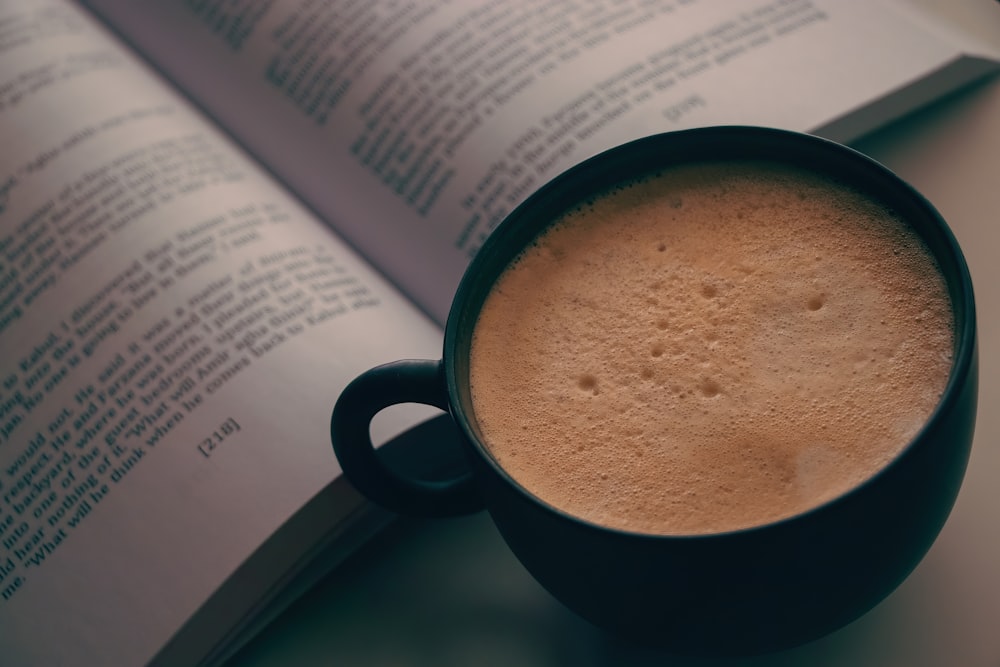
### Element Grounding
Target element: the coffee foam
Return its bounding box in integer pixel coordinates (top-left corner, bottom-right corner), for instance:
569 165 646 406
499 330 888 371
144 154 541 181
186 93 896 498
469 161 954 535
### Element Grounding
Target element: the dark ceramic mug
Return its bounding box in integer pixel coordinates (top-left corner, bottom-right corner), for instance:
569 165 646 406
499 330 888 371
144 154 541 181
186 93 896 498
331 126 978 655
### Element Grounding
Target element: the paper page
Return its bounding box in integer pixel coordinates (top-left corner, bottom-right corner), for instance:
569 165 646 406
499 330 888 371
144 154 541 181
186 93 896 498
86 0 999 324
0 2 443 665
888 0 1000 61
809 0 1000 144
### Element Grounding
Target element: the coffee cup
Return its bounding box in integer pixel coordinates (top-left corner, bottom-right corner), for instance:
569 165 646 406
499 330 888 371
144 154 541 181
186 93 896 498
330 126 977 655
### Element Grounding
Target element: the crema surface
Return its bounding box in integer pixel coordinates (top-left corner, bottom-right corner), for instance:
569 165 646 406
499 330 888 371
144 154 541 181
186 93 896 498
469 161 954 535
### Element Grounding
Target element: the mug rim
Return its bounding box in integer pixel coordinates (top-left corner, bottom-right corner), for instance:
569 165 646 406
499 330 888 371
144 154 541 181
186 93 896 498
443 125 977 541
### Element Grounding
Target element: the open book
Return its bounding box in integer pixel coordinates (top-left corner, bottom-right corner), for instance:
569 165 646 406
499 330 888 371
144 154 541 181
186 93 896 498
0 0 996 664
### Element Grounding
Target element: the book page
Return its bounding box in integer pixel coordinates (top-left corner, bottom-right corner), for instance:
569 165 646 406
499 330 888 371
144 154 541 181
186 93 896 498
0 2 443 665
86 0 999 324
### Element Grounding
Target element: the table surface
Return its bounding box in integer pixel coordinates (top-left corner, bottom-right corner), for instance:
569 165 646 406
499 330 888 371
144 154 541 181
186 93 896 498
229 8 1000 667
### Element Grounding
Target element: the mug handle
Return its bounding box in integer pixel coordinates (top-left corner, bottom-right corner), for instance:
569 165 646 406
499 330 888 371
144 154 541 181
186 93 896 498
331 359 484 516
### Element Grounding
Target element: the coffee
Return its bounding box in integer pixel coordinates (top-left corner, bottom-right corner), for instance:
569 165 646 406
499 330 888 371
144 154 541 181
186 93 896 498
469 160 954 535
